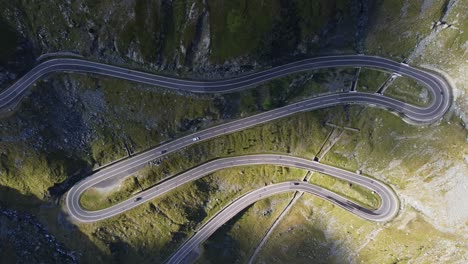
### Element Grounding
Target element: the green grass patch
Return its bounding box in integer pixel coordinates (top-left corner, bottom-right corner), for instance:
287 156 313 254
208 0 280 62
357 68 391 93
255 193 467 263
77 165 306 262
78 108 330 210
79 175 142 211
366 0 446 59
308 172 381 209
254 195 336 263
197 193 293 263
322 106 466 188
358 209 464 263
385 76 433 106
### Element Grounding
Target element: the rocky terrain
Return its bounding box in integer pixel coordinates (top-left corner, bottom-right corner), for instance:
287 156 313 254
0 206 77 263
0 0 466 263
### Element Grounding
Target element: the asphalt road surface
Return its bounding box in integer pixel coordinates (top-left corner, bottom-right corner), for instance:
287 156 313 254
67 155 398 222
66 154 398 263
167 179 391 264
0 55 451 124
1 55 452 263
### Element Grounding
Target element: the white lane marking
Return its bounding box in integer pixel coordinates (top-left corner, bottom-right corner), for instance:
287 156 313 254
168 178 394 263
67 94 415 219
0 56 449 121
0 55 426 223
68 155 397 223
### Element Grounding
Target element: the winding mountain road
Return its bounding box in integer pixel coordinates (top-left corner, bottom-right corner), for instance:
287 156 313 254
66 154 398 263
0 55 451 124
0 55 452 263
67 155 398 223
167 178 391 264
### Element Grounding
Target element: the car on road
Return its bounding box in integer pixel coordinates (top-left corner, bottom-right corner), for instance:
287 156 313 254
161 150 167 154
294 182 300 186
192 136 200 142
135 197 142 202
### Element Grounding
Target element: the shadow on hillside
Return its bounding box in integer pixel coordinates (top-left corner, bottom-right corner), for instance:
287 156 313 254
0 183 213 263
199 202 346 264
0 185 109 263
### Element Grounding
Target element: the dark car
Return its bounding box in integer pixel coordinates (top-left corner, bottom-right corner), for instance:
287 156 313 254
161 150 167 154
135 197 142 202
293 182 300 186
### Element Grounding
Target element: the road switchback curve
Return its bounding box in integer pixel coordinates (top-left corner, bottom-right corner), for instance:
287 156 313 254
1 54 453 263
0 55 451 125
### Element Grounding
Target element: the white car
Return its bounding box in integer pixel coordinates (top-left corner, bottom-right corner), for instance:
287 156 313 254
192 136 200 142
